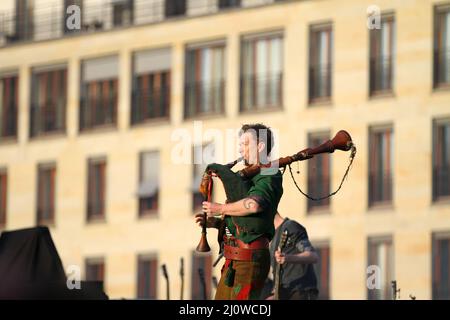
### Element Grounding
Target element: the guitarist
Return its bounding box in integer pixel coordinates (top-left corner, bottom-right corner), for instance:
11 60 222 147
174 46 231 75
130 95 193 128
266 212 319 300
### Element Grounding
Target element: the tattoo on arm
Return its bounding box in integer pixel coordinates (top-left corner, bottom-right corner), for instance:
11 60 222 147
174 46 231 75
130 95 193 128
243 198 257 210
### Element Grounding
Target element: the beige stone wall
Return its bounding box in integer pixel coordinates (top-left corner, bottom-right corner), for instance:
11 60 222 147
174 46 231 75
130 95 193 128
0 0 450 299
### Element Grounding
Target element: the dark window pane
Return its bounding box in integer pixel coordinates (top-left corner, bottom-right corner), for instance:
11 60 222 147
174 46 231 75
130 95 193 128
434 5 450 88
367 236 394 300
131 71 170 124
165 0 186 18
85 258 105 291
307 133 331 212
309 25 332 102
314 243 330 300
240 34 283 111
80 77 118 130
37 164 56 225
30 68 67 137
433 119 450 201
368 127 393 206
218 0 240 9
138 151 159 217
113 0 134 27
369 15 395 95
0 171 7 227
87 158 106 221
137 255 157 299
0 75 18 139
184 45 225 118
433 233 450 299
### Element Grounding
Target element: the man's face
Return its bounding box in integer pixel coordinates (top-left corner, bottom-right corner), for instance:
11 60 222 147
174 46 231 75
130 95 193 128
239 132 259 166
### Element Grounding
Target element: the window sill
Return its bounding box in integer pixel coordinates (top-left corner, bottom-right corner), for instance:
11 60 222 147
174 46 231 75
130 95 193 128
239 105 283 115
184 111 225 122
138 210 159 220
308 98 332 107
79 124 117 136
307 206 331 216
367 202 394 212
433 83 450 93
131 117 171 129
0 136 18 146
86 216 107 224
369 90 395 100
29 130 66 142
37 221 56 228
431 196 450 207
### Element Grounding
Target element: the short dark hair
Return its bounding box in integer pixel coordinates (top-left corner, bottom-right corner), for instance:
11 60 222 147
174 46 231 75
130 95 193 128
240 123 274 156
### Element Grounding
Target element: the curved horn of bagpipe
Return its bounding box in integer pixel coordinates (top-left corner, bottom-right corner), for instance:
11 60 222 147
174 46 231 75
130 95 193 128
239 130 354 179
195 130 354 252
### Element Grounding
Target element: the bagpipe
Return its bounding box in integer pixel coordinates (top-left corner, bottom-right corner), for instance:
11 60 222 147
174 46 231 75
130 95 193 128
196 130 357 253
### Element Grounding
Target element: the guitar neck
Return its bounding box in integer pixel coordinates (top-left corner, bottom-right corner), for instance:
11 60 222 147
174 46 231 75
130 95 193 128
273 264 281 300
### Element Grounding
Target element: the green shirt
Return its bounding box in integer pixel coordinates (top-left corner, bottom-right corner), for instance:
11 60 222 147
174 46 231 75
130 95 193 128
225 169 283 243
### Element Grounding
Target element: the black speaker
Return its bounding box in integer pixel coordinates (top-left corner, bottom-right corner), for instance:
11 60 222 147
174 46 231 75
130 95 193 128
0 226 108 299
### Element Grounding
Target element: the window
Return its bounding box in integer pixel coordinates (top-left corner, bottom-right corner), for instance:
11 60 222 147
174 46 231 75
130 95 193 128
192 143 215 212
368 125 393 206
240 31 283 111
369 14 395 95
132 48 171 124
165 0 186 18
184 41 225 118
63 1 83 34
0 73 18 140
36 163 56 226
314 241 330 300
433 118 450 201
30 66 67 137
432 232 450 299
113 0 134 27
307 132 331 212
0 169 7 228
367 236 394 300
80 56 118 131
87 157 106 221
137 254 158 299
138 151 159 217
434 4 450 88
85 257 105 290
309 23 333 103
218 0 240 9
15 0 34 41
191 251 212 300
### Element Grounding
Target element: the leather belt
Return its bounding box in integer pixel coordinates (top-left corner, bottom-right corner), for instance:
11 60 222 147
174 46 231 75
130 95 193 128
224 245 256 261
223 237 269 261
223 236 269 250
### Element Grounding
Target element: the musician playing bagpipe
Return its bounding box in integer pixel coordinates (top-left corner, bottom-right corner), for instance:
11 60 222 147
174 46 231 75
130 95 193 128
196 123 283 300
195 124 356 300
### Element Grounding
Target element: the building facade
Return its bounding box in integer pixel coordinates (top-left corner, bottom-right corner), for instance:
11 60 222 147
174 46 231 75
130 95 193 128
0 0 449 299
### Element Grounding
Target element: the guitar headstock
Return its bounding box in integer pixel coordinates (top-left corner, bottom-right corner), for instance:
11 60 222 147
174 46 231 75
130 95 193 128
279 230 289 251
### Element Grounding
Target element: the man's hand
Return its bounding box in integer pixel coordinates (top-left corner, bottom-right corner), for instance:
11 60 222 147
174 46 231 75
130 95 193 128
275 249 286 264
194 213 220 229
202 201 224 217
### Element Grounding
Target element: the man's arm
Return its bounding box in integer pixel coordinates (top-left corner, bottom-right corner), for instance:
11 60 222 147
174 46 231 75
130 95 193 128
202 197 262 218
275 249 319 264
